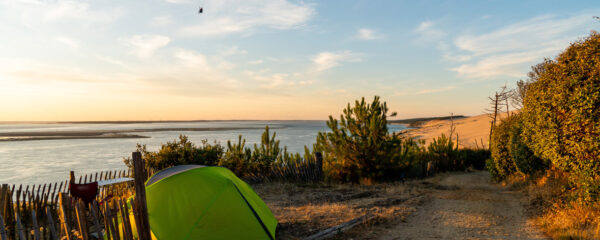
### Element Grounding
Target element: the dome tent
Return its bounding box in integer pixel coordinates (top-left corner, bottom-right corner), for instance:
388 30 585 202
143 165 277 240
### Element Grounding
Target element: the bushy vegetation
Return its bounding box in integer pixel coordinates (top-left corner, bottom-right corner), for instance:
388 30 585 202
315 96 489 183
487 32 599 239
488 114 545 181
124 126 317 182
127 96 490 185
124 135 224 170
315 96 414 183
513 32 599 202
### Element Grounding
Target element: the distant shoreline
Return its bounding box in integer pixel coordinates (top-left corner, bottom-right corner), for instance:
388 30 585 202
0 120 326 125
0 126 287 142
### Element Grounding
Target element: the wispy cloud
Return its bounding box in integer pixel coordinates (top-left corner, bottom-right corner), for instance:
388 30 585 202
312 51 362 72
414 20 445 41
244 71 312 89
119 35 171 58
445 13 595 79
2 0 123 27
355 28 382 40
395 86 456 96
178 0 314 37
221 46 248 56
248 60 264 65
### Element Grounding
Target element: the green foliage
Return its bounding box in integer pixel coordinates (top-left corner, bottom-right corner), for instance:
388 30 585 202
509 115 546 175
218 135 253 177
488 114 547 181
315 96 398 182
124 135 224 170
490 116 518 180
461 148 490 170
486 157 501 181
427 133 461 171
521 32 600 201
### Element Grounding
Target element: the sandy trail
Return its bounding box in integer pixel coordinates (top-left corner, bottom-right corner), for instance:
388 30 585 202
378 171 547 240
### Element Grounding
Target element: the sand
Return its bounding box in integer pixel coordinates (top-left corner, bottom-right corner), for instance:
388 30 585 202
398 113 506 149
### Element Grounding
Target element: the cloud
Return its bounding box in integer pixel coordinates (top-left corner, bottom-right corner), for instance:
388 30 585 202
445 13 595 79
178 0 314 37
312 51 362 72
221 46 248 56
414 20 445 41
356 28 382 40
54 36 79 49
248 60 264 65
395 86 456 96
119 35 171 58
2 0 123 26
244 71 312 89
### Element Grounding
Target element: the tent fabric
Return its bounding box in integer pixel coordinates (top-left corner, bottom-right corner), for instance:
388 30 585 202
145 165 205 186
144 165 277 240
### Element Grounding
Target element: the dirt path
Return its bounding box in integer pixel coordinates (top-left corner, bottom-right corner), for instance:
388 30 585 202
378 171 547 240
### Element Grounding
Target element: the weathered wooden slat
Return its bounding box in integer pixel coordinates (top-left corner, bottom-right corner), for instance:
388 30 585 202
74 200 89 240
109 202 121 240
102 203 112 240
118 199 133 240
31 210 40 240
58 193 71 240
89 201 104 240
45 207 58 240
0 211 7 240
132 152 151 240
14 207 25 240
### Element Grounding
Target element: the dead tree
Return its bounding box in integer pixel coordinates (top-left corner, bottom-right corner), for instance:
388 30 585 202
485 84 510 148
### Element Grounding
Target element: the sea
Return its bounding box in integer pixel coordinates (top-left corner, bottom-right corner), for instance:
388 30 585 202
0 121 407 185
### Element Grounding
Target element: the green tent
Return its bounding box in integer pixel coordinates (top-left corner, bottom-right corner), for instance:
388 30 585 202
143 165 277 240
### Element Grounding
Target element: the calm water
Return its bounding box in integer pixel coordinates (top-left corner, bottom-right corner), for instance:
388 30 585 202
0 121 407 185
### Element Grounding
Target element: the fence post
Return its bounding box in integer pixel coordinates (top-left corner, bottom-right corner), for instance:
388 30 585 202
315 152 323 181
0 212 7 240
132 152 151 240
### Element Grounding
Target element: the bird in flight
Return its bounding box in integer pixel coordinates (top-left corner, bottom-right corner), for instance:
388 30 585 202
198 7 203 14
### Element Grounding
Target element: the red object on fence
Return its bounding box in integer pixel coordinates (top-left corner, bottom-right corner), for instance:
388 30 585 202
69 182 98 204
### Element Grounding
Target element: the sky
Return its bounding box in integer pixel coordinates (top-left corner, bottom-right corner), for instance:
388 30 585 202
0 0 598 121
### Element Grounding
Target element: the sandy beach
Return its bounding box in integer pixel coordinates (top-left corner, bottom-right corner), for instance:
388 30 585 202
398 113 500 149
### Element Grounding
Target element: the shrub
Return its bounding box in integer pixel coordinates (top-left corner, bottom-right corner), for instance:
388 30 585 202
461 148 490 170
315 96 394 183
509 114 546 175
124 135 224 171
521 32 600 201
490 116 518 180
426 133 461 172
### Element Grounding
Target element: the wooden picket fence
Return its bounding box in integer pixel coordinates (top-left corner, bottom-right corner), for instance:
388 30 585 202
244 152 324 183
0 153 152 240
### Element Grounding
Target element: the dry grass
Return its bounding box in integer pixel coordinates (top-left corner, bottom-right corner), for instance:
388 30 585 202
514 170 600 240
252 181 424 239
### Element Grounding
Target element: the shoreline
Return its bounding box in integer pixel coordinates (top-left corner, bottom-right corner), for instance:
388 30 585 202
0 126 287 142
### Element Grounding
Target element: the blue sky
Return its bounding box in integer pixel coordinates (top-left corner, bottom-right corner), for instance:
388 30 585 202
0 0 598 121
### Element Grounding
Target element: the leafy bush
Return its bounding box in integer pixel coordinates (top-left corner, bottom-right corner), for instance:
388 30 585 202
461 148 490 170
521 32 600 201
426 133 461 172
509 114 546 175
124 135 224 171
490 116 518 180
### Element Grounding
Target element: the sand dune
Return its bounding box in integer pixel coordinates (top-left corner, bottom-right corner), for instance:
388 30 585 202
399 113 506 149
